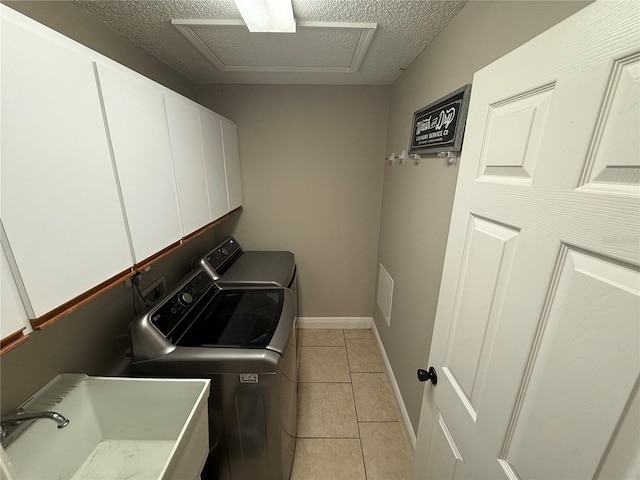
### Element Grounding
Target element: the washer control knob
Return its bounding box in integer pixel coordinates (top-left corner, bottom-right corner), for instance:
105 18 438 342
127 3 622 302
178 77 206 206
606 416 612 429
179 292 194 305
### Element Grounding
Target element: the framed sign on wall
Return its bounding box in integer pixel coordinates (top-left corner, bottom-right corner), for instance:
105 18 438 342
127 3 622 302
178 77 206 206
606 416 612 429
409 84 472 155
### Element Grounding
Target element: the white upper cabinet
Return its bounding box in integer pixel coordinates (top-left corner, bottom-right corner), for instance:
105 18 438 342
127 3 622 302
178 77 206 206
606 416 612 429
164 93 211 236
221 119 243 211
200 109 230 221
1 5 244 325
96 63 182 262
0 7 133 318
1 244 31 339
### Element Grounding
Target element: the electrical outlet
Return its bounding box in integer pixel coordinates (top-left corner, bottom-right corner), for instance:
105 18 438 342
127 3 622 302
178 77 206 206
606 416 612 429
141 277 167 304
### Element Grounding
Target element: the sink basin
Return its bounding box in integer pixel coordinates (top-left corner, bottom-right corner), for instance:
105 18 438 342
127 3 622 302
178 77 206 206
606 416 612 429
1 374 210 480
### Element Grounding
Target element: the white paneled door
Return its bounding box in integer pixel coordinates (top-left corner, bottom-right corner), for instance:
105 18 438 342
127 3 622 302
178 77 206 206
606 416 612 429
415 2 640 479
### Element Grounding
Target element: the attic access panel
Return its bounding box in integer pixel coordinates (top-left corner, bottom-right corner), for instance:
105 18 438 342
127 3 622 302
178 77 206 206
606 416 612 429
172 19 376 73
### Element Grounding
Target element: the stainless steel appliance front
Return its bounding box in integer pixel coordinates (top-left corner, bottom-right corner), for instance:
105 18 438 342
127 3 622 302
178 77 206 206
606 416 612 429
130 269 297 480
199 237 296 289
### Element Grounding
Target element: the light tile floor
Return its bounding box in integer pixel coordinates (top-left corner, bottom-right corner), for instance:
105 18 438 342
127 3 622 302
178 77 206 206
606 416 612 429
291 329 414 480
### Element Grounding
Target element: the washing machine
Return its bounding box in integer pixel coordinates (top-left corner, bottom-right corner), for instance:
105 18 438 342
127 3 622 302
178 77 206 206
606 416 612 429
130 268 297 480
199 237 300 362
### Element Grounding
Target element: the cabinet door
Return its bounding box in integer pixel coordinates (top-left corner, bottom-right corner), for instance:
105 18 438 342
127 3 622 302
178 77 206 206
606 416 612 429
0 7 133 318
221 119 243 211
200 109 230 221
96 63 182 262
1 243 31 339
164 93 211 236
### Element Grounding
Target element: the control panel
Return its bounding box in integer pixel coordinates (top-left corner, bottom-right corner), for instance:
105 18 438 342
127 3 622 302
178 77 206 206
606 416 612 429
205 237 243 272
150 271 215 338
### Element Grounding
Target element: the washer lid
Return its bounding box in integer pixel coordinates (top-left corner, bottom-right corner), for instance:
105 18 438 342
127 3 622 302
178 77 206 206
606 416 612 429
175 288 284 349
218 251 295 287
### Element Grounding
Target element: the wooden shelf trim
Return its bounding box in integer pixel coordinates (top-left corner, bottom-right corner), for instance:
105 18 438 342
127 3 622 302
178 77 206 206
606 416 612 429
1 328 30 356
182 207 242 244
133 207 241 271
29 206 242 331
31 268 134 330
133 241 182 272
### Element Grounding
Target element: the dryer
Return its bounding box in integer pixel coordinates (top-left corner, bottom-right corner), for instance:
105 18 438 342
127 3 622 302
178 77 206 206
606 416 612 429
199 237 296 290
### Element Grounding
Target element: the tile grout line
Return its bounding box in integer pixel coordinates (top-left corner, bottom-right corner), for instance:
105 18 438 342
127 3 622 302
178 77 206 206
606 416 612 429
357 420 404 423
345 329 369 480
298 328 390 480
298 381 351 383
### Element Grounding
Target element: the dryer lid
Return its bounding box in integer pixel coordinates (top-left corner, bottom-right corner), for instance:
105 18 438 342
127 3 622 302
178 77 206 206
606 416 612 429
218 251 295 288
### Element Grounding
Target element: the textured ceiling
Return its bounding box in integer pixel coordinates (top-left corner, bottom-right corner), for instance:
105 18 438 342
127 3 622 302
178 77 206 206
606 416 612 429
76 0 467 85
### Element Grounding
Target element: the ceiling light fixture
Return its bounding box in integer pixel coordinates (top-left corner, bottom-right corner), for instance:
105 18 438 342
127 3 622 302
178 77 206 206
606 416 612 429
233 0 296 33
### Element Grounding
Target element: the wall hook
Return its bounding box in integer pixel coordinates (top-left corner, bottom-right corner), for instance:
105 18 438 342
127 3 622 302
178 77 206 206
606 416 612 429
411 154 422 166
386 153 397 165
437 151 457 166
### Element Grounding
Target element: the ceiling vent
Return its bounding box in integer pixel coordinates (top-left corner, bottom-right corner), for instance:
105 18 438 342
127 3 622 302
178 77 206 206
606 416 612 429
172 19 377 74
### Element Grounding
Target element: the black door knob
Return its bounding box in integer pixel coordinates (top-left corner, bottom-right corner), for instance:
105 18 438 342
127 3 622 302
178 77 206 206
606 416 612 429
417 367 437 385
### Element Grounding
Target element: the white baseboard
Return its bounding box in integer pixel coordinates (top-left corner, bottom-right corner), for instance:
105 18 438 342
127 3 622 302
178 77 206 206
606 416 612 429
297 317 372 329
371 320 417 449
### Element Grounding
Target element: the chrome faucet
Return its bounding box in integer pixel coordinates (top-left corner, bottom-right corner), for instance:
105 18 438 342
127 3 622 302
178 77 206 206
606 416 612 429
0 410 70 445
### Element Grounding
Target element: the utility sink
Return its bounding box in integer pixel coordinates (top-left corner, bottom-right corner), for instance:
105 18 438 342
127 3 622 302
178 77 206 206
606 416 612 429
0 374 210 480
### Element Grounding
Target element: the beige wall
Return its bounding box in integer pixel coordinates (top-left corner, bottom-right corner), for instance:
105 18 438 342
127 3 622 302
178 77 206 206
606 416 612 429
2 0 196 99
374 0 591 434
197 85 390 317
